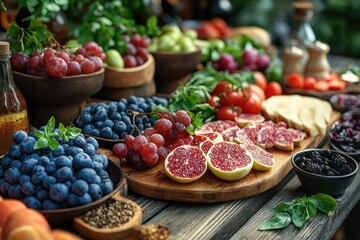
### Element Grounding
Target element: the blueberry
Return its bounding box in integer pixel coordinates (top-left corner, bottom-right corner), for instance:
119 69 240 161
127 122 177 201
75 117 84 128
136 108 144 113
65 180 72 189
5 167 21 184
42 199 61 210
100 180 114 195
79 193 92 205
74 135 87 148
101 119 114 129
145 98 154 105
90 128 100 137
83 143 96 156
94 109 107 122
117 101 127 111
20 159 38 174
31 171 47 185
8 145 21 159
98 154 108 169
52 145 64 157
42 176 57 190
55 156 72 168
88 183 102 200
19 175 30 185
77 168 97 183
83 124 96 135
114 121 127 135
71 179 89 196
94 121 103 129
62 143 69 152
10 160 21 169
0 179 11 196
120 132 128 139
67 193 81 207
122 116 131 125
32 165 45 174
1 155 13 169
135 117 143 125
38 156 50 167
73 152 92 170
111 132 119 140
86 137 99 150
82 113 93 125
20 136 36 154
66 146 84 157
120 111 128 117
137 123 144 131
108 102 118 115
127 104 138 112
36 189 48 201
21 181 36 195
100 127 113 139
138 102 149 111
8 184 23 199
13 130 28 144
93 175 101 184
126 124 134 134
127 96 138 105
49 183 69 203
94 103 107 113
110 112 121 121
0 166 3 178
98 170 110 179
23 196 41 209
55 167 73 182
45 162 57 175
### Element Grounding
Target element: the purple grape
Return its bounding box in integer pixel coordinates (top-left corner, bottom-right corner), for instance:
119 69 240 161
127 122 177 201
242 49 258 66
256 54 270 69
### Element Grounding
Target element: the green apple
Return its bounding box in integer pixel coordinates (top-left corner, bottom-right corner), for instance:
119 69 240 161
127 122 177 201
106 49 124 68
177 36 196 52
171 44 182 52
183 29 198 40
158 35 176 51
161 25 182 35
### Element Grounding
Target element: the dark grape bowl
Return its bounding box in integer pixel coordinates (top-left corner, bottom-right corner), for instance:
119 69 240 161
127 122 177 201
329 93 360 112
328 109 360 162
291 149 358 196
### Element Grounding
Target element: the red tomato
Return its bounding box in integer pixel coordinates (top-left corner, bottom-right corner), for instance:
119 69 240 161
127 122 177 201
253 71 268 91
207 95 220 108
216 106 241 120
314 80 329 92
240 93 262 114
246 84 266 102
220 90 244 107
264 82 282 98
212 80 232 95
210 18 231 38
328 79 346 90
303 77 316 90
286 73 304 89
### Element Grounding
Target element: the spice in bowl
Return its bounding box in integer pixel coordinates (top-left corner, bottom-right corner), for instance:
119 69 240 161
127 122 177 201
81 198 136 229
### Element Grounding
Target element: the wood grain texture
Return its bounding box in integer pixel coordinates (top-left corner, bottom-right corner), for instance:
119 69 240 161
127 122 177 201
116 112 340 203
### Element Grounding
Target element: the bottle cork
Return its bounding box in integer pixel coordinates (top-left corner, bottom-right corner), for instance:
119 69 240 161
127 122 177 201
0 41 10 53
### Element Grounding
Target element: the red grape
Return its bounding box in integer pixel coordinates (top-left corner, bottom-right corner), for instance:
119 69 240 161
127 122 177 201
164 128 177 141
123 55 137 68
88 56 103 71
176 110 191 126
149 133 165 147
126 44 137 55
140 142 157 157
140 37 151 48
136 56 144 66
133 135 147 151
73 54 85 63
124 135 135 148
144 128 157 136
174 122 187 135
67 61 82 76
81 59 96 74
154 118 173 133
44 48 56 62
130 34 142 47
11 52 29 72
46 57 68 78
27 55 43 71
113 143 128 158
75 48 89 58
157 146 168 162
256 54 270 69
57 51 70 64
100 53 106 62
242 49 258 66
142 153 159 167
136 47 148 62
84 41 98 53
93 46 104 57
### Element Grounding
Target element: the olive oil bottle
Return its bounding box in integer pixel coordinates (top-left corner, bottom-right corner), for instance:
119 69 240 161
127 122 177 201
0 41 29 155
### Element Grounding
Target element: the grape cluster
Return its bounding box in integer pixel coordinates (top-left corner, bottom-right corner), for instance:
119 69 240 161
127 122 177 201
336 94 360 109
329 111 360 153
112 110 192 170
122 34 151 68
211 54 238 73
0 130 113 210
75 96 168 140
10 41 105 78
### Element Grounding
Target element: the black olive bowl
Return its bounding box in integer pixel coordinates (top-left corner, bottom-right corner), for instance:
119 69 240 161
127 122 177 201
291 149 358 196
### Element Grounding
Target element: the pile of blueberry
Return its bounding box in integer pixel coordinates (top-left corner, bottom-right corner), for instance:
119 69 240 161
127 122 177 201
0 130 114 210
295 150 353 176
75 96 168 139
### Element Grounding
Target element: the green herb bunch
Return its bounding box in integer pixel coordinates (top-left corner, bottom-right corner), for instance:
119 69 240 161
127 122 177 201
258 193 337 231
34 116 81 151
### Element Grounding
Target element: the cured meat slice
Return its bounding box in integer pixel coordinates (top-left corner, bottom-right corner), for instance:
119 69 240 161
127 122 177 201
274 128 294 151
256 126 275 149
241 143 275 171
235 114 265 128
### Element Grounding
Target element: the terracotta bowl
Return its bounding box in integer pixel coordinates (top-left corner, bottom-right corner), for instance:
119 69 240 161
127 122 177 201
291 149 358 196
40 159 124 226
151 49 201 93
95 54 155 100
13 69 105 128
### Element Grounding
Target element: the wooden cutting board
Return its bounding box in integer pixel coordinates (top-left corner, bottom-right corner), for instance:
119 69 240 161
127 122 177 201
103 111 340 203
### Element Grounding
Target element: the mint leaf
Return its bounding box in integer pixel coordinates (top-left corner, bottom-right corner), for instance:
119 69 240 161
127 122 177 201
45 116 56 137
258 212 291 230
48 137 59 151
7 23 20 39
34 137 48 150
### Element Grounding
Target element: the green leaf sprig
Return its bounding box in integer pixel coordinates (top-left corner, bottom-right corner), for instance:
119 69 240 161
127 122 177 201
33 116 82 151
258 193 337 231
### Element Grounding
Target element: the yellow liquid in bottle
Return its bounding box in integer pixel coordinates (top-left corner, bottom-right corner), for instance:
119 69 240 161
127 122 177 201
0 110 29 156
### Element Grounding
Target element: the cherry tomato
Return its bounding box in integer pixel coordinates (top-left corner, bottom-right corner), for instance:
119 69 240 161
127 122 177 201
212 80 232 95
207 95 220 108
314 80 329 92
286 73 304 89
220 90 244 107
216 106 241 120
253 71 267 91
303 77 316 90
246 84 266 102
328 79 346 90
240 93 262 114
264 82 282 98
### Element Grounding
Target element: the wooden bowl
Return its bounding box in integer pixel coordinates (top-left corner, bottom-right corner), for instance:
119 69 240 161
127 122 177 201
39 159 124 226
151 49 201 93
95 54 155 100
13 69 105 128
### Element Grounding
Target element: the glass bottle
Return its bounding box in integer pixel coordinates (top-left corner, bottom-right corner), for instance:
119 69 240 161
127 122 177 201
0 41 29 155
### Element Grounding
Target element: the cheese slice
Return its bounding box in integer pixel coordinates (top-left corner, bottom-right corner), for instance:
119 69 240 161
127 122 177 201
299 106 319 136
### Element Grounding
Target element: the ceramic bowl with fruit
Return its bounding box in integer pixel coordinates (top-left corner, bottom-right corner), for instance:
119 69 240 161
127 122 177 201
149 25 202 93
329 93 360 112
11 41 106 128
291 149 358 196
328 109 360 162
0 125 123 225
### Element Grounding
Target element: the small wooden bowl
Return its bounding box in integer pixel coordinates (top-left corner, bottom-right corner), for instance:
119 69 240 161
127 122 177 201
39 159 123 226
13 69 105 128
151 49 201 93
96 54 155 100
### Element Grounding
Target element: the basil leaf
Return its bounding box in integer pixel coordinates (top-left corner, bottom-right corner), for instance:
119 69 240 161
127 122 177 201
307 200 317 218
34 137 48 150
292 204 308 228
273 202 292 213
309 193 337 213
258 212 291 231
